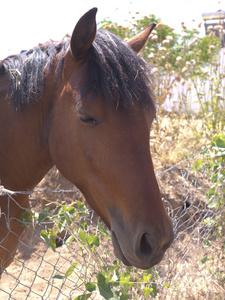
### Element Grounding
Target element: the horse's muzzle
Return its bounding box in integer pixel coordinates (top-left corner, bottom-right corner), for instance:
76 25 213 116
111 222 174 269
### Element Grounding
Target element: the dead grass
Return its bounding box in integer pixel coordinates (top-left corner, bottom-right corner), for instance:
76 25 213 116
151 114 211 166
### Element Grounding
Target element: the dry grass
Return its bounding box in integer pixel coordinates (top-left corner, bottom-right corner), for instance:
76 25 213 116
151 114 211 166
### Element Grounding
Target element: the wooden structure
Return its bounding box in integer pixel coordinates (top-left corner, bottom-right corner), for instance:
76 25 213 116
202 10 225 46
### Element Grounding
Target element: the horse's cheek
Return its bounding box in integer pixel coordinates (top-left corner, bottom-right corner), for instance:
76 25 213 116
48 113 79 180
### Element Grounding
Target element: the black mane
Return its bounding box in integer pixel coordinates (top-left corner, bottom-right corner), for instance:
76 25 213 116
1 30 154 110
1 41 69 108
83 30 154 109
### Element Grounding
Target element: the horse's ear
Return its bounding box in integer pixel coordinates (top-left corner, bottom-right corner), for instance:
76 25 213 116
70 8 97 61
126 23 156 53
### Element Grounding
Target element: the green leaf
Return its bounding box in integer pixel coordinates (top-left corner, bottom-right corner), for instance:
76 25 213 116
79 231 87 244
79 221 88 231
40 230 49 244
19 219 26 227
78 232 100 250
52 274 64 279
49 240 56 251
68 206 76 215
119 274 133 295
38 210 49 222
86 235 100 248
53 263 78 280
193 159 203 171
143 272 152 282
64 211 72 226
64 262 78 278
76 201 89 216
146 268 152 276
40 229 56 251
19 211 33 227
120 273 132 286
96 273 117 300
201 256 209 264
98 223 111 239
120 294 129 300
144 287 153 298
62 205 67 212
86 282 96 292
212 135 225 149
150 282 158 298
74 293 92 300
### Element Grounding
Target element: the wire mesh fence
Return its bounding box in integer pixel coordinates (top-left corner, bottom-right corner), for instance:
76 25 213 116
0 148 224 299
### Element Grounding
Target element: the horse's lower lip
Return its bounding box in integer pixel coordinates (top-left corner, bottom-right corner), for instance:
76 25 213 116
111 231 132 266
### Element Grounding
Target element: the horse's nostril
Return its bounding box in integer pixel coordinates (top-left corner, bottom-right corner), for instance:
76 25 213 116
140 233 152 257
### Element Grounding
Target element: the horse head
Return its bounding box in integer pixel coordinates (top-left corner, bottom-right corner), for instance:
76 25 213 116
49 8 174 269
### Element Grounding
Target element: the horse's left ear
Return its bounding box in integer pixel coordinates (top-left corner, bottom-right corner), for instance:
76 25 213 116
70 8 97 61
126 23 156 53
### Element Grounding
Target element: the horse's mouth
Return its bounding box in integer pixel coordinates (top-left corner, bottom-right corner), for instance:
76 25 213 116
111 230 167 269
111 231 132 266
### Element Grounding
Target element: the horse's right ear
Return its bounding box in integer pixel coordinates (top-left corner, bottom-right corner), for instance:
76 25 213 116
70 8 97 61
126 23 156 53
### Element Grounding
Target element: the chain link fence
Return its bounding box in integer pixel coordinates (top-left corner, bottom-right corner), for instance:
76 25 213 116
0 149 224 299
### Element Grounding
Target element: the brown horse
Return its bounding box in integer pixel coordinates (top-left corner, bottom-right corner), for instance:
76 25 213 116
0 8 173 274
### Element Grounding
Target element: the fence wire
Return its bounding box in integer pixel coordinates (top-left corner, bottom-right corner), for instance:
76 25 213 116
0 150 224 300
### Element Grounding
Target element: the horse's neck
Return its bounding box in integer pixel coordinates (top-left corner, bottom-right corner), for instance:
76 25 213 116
0 81 55 191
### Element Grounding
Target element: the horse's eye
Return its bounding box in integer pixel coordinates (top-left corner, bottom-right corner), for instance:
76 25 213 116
80 117 100 126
